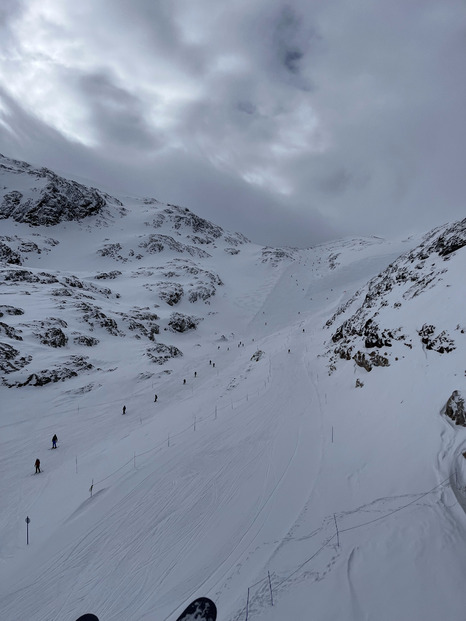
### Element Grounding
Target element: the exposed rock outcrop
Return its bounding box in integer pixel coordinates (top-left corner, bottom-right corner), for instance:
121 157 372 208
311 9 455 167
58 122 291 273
146 343 183 365
443 390 466 426
168 312 201 333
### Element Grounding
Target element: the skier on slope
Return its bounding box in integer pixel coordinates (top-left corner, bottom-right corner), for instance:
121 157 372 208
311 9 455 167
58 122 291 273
52 434 58 449
34 458 41 473
122 405 126 415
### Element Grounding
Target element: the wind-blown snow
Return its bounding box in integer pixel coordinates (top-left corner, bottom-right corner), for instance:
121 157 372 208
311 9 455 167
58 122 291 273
1 155 466 621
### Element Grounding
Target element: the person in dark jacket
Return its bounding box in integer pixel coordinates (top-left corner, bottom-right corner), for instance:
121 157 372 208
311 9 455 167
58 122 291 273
35 458 41 473
52 434 58 449
122 405 126 415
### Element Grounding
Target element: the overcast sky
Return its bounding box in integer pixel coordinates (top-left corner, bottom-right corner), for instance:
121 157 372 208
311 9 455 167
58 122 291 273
0 0 465 246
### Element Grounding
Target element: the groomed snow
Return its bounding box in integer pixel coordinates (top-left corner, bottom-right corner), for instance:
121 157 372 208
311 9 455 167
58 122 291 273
1 196 466 621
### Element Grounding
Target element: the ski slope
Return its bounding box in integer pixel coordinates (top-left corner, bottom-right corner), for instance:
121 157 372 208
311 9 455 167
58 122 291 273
1 221 466 621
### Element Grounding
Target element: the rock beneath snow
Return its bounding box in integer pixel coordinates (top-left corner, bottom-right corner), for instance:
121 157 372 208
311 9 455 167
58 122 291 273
250 350 265 362
94 270 122 280
0 242 22 265
0 305 24 317
0 342 32 375
97 242 126 261
1 269 58 285
188 283 217 303
0 321 23 340
75 302 123 336
443 390 466 426
146 343 183 365
0 173 111 226
158 282 184 306
353 350 390 372
73 335 100 347
168 312 201 333
326 217 465 373
417 324 455 353
4 355 93 387
138 233 211 258
261 247 296 266
38 327 68 348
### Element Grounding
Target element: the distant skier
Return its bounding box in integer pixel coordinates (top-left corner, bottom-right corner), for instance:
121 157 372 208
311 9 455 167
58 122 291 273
122 405 126 415
154 394 158 403
35 458 41 473
52 434 58 449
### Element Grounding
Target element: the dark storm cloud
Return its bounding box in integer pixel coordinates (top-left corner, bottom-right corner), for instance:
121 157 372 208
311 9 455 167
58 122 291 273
77 71 160 149
273 6 306 76
0 0 465 246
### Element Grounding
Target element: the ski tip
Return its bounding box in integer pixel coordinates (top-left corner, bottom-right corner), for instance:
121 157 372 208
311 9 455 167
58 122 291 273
176 597 217 621
75 614 99 621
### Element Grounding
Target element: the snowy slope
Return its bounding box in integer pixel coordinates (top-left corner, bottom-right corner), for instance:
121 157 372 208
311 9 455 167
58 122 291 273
1 155 466 621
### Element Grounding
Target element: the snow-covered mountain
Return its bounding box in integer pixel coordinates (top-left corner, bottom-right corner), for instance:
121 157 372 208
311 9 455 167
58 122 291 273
1 153 465 621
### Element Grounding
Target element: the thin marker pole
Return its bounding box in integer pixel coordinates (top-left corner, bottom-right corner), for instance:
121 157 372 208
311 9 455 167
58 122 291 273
268 571 274 606
334 513 340 547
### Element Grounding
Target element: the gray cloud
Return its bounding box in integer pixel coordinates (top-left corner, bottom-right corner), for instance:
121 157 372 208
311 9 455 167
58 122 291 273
76 71 161 149
0 0 465 246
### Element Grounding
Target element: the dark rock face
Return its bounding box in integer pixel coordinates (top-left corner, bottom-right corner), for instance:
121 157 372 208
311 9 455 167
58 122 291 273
1 177 108 226
138 234 211 258
353 351 372 372
431 220 466 257
224 232 249 246
168 205 223 241
0 322 23 340
332 318 393 349
97 243 125 261
261 247 296 266
168 312 200 333
95 271 122 280
0 342 31 374
444 390 466 426
250 350 265 362
0 242 22 265
0 305 24 317
0 154 124 226
146 343 183 364
352 350 390 372
75 302 123 336
418 324 455 353
1 269 59 285
158 282 184 306
39 327 68 348
4 355 93 387
188 284 216 303
118 308 160 341
73 335 100 347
